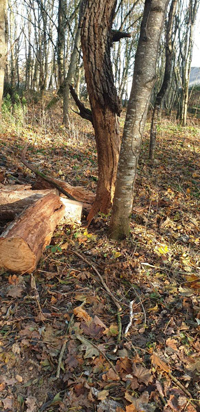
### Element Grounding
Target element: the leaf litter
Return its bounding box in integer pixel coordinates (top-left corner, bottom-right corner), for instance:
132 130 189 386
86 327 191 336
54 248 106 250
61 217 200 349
0 101 200 411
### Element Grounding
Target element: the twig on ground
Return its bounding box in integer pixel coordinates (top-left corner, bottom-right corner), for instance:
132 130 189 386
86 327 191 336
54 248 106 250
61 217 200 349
169 372 193 399
128 268 147 327
132 286 147 327
30 274 46 321
124 300 135 336
56 314 74 379
76 334 120 377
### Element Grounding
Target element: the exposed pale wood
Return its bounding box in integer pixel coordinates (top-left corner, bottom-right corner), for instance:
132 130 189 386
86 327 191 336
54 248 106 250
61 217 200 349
60 197 82 224
0 193 66 273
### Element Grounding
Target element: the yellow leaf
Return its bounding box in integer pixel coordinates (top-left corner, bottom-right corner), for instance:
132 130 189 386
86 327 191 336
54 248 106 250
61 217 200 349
155 245 169 255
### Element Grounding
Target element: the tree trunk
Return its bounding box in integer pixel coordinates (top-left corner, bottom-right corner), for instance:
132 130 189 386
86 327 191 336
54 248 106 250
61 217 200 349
81 0 121 223
110 0 169 240
0 0 6 116
178 0 199 126
149 0 178 160
63 24 81 125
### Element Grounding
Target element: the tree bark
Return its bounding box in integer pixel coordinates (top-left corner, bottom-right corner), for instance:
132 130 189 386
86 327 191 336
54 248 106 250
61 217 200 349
110 0 169 240
149 0 178 160
63 21 81 125
0 193 66 273
81 0 121 223
0 0 7 116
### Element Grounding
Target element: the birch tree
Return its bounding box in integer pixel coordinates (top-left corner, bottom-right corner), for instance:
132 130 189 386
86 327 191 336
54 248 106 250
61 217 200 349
110 0 170 240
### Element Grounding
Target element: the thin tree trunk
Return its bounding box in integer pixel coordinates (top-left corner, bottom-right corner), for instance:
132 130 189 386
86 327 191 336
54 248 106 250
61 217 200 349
149 0 178 159
63 24 81 125
0 0 6 116
110 0 169 240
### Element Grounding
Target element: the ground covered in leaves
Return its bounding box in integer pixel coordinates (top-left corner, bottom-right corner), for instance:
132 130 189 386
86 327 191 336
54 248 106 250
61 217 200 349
0 97 200 412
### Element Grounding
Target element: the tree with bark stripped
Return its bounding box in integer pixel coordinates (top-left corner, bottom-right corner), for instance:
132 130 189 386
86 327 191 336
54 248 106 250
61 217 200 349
81 0 122 224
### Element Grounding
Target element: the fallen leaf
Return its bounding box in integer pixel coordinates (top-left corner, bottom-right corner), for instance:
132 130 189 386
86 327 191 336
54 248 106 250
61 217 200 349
151 352 170 373
7 285 24 298
102 368 120 382
76 335 99 358
132 364 152 385
2 396 14 409
25 396 37 412
166 338 178 351
73 306 92 322
97 389 109 401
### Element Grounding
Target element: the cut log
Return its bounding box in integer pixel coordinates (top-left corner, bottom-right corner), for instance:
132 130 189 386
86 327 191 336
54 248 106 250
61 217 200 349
0 187 58 205
0 188 58 229
0 193 72 273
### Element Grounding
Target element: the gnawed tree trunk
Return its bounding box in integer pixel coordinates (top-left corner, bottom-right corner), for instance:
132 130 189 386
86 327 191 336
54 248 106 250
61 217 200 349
81 0 121 223
0 193 66 273
110 0 169 240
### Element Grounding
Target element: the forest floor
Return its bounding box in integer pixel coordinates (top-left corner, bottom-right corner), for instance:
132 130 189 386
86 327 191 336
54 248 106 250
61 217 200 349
0 95 200 412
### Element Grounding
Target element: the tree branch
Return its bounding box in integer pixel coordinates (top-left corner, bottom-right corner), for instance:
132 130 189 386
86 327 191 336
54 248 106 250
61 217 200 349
69 85 93 124
111 30 132 42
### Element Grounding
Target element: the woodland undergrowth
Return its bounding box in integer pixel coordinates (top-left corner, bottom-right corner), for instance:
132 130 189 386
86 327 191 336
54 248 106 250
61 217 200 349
0 95 200 412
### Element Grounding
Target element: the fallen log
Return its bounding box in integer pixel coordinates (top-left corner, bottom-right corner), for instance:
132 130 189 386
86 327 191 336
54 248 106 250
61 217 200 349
33 176 95 206
21 145 95 208
0 187 58 229
0 193 81 274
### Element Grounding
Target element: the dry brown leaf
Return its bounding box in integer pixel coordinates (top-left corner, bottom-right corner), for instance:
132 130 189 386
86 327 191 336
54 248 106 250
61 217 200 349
151 352 170 373
25 396 38 412
166 338 178 351
7 285 24 298
132 363 152 385
126 405 137 412
116 357 132 374
97 389 109 401
73 306 92 322
102 368 120 382
2 396 14 409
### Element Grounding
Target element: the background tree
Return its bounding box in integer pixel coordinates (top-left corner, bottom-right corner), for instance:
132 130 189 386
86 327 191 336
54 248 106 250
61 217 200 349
110 0 170 240
176 0 199 125
0 0 7 115
149 0 178 160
